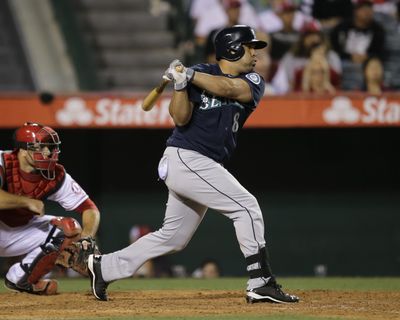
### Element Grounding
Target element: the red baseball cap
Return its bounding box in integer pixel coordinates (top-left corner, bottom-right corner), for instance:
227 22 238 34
222 0 242 9
301 20 322 34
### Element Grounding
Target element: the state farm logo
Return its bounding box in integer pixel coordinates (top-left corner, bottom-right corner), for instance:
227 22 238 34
56 98 93 125
55 97 173 126
323 96 360 124
323 96 400 125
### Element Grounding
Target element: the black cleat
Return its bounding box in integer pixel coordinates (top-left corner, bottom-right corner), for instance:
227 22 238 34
4 278 58 295
88 254 109 301
246 278 299 304
4 278 22 292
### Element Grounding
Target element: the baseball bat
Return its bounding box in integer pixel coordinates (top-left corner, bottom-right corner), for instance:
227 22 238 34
141 65 184 112
141 78 170 111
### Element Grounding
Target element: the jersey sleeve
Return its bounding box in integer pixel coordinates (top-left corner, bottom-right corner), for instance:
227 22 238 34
187 63 212 104
240 72 265 108
46 173 89 211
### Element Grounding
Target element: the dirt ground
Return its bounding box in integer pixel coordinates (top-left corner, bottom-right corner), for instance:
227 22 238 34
1 290 400 320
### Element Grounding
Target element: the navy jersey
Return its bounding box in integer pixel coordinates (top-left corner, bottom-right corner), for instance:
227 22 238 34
166 63 265 164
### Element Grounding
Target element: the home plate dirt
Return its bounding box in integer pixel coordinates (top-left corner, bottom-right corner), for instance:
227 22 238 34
1 290 400 320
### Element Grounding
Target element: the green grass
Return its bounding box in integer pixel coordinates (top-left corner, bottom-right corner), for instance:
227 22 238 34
19 276 398 293
110 277 400 291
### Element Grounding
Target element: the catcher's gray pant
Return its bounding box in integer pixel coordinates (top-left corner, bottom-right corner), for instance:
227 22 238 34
101 147 267 287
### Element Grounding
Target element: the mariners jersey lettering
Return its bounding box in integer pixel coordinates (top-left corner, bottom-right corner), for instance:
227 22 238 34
166 63 265 163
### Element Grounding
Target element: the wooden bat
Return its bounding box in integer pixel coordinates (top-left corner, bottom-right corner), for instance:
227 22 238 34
141 65 184 112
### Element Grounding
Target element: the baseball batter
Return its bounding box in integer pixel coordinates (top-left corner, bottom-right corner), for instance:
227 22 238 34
88 25 299 304
0 122 100 295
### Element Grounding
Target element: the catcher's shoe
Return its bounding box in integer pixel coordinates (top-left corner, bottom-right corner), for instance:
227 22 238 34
246 278 299 304
4 278 58 295
88 254 109 301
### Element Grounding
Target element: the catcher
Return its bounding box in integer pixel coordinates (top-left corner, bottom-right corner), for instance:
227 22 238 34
0 122 100 295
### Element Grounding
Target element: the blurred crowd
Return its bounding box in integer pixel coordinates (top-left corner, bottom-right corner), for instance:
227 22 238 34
178 0 400 95
0 223 222 279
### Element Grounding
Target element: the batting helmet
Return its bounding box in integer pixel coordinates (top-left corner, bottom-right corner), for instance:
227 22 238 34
214 25 267 61
14 122 61 180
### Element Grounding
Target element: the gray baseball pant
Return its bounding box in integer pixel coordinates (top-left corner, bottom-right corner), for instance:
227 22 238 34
100 147 267 287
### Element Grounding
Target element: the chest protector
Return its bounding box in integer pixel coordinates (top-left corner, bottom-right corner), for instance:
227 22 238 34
0 151 65 227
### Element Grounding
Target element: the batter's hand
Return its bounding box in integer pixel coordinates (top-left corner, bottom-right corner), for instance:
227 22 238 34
26 198 45 216
163 68 173 81
169 59 195 83
167 59 188 90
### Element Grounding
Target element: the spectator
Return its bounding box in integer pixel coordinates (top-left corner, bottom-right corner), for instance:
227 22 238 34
272 21 342 94
192 258 221 278
299 47 337 94
312 0 353 31
190 0 220 22
192 0 260 47
371 0 398 19
299 0 314 18
362 56 385 94
258 0 308 61
330 0 386 65
258 0 309 34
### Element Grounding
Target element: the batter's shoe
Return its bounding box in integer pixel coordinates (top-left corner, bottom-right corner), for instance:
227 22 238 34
4 278 58 295
246 277 299 304
88 254 109 301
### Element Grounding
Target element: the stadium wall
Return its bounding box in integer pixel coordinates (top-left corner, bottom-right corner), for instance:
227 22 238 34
0 127 398 276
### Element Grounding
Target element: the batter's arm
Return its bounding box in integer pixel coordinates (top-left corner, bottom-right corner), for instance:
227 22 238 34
0 188 44 215
169 90 194 126
191 72 252 103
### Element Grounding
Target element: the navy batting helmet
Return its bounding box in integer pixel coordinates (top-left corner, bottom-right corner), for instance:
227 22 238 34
214 25 267 61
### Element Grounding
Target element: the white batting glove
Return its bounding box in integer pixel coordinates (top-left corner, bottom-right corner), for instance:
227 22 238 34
163 68 173 81
185 67 195 82
167 59 187 91
170 59 195 83
169 59 183 69
171 68 187 90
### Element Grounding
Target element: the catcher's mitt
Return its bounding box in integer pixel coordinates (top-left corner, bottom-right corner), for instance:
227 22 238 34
56 237 100 276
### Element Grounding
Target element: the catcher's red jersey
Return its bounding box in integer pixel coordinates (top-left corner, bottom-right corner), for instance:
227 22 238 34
0 150 90 227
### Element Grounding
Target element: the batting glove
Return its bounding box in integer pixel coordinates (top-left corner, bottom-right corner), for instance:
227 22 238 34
169 59 183 69
172 69 187 90
170 59 195 83
166 60 188 91
185 67 195 82
163 67 173 81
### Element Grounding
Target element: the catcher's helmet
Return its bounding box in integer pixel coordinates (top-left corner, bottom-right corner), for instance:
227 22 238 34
14 122 61 180
214 25 267 61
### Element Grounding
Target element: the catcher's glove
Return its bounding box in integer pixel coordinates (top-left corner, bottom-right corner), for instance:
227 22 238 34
56 237 100 276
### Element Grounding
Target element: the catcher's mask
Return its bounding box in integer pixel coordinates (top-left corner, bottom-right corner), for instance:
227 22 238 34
14 122 61 180
214 25 268 61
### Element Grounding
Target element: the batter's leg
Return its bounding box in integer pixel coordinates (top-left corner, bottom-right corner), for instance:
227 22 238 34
164 148 298 302
100 191 207 282
165 148 270 289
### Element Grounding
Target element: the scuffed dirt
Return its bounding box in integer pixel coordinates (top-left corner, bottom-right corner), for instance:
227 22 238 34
1 289 400 320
